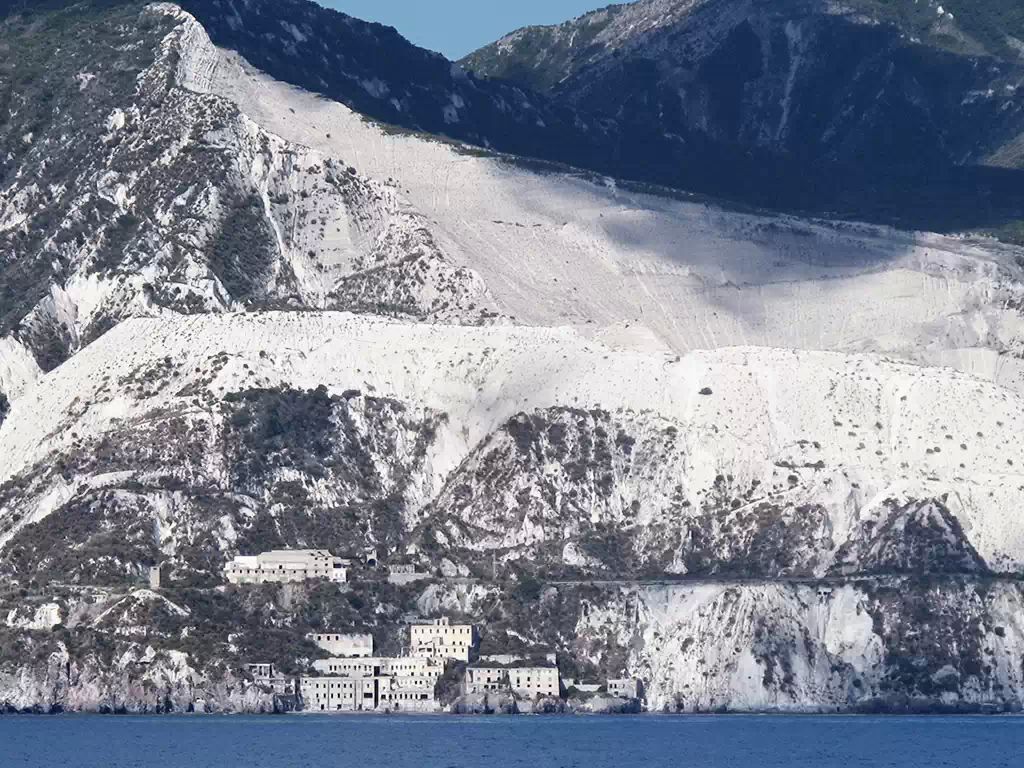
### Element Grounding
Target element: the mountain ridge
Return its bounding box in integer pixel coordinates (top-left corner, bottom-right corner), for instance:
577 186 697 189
461 0 1024 235
2 0 1024 715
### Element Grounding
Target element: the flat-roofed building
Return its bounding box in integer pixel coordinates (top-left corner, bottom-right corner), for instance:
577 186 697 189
225 550 348 585
378 685 436 712
247 662 276 679
308 632 373 657
300 675 384 712
465 665 507 693
388 564 429 585
301 671 439 713
313 655 443 691
466 663 561 699
410 617 476 662
608 678 641 699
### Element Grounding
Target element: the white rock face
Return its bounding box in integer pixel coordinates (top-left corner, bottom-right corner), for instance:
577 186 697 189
576 581 1024 712
1 312 1023 571
204 30 1024 393
0 336 41 402
6 603 62 631
3 2 1024 715
0 2 496 374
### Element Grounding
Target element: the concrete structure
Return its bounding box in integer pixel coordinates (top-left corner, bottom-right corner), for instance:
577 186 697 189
410 617 477 662
225 550 348 585
567 679 602 693
480 652 557 666
466 664 561 699
302 659 440 713
313 655 443 691
388 563 428 585
378 685 437 712
308 632 373 657
301 675 386 712
247 662 276 679
608 678 641 699
148 566 161 590
247 663 295 695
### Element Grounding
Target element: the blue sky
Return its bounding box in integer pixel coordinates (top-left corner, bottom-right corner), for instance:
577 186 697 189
320 1 610 60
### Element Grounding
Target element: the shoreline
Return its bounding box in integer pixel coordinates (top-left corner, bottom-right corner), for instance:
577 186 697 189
3 707 1022 718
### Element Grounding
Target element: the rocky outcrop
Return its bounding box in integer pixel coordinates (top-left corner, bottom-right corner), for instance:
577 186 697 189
0 1 496 370
0 646 286 714
429 577 1024 714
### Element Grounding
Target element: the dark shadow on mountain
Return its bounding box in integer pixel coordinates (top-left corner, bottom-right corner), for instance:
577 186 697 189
4 0 1023 237
168 0 1024 236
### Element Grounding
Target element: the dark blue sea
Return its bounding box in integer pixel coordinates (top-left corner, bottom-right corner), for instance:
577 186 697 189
1 714 1021 767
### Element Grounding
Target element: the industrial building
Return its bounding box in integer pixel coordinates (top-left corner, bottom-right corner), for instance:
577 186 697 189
225 550 348 585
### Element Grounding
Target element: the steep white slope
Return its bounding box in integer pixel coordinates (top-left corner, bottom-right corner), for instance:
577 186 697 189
1 312 1023 572
0 2 497 375
194 30 1024 390
0 337 41 402
580 581 1024 712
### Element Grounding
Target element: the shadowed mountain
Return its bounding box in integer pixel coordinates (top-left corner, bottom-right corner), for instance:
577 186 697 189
463 0 1024 235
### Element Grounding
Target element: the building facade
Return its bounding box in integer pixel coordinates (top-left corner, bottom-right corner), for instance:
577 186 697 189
247 662 276 679
301 675 385 712
312 655 443 691
308 632 373 657
608 678 641 699
246 663 295 695
225 550 348 585
410 617 476 661
301 668 439 713
377 685 436 712
388 563 429 585
466 664 561 699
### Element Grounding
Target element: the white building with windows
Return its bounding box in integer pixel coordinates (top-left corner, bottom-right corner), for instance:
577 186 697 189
224 550 348 585
312 655 443 691
608 678 641 699
301 675 385 712
388 563 428 585
466 663 561 699
308 632 373 657
410 617 477 661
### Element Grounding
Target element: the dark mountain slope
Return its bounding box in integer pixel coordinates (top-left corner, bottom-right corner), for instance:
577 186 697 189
463 0 1024 234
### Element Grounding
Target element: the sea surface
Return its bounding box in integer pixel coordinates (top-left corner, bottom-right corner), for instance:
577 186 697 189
1 714 1021 767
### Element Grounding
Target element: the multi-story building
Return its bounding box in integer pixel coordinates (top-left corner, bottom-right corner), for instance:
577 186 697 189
410 617 477 662
465 663 561 699
377 686 436 712
465 665 506 694
300 675 385 712
308 632 373 657
224 550 348 585
312 655 443 691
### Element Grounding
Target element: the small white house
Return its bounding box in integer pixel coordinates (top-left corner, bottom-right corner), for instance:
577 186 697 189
388 563 428 585
608 678 641 699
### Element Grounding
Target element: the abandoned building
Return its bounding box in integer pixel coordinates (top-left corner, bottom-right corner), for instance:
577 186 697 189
225 550 348 585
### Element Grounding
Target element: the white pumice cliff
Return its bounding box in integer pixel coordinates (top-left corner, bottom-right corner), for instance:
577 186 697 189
1 0 1024 714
